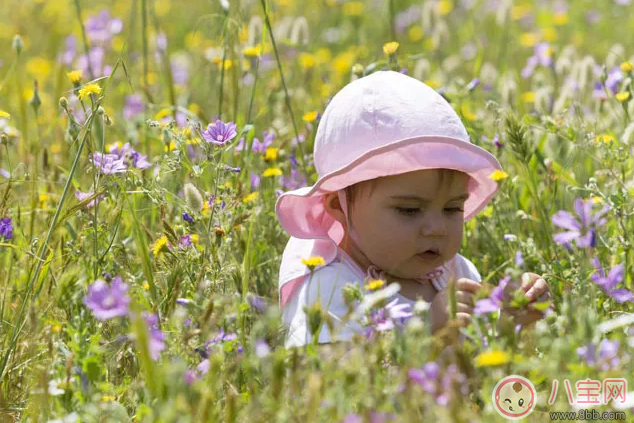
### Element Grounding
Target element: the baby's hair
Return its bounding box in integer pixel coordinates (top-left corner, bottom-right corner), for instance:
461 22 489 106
343 168 467 216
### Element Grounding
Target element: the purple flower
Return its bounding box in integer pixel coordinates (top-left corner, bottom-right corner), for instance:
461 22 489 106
108 142 152 170
85 10 123 46
241 130 276 154
493 133 504 149
291 134 306 146
342 413 363 423
123 94 144 120
0 168 9 179
577 339 622 371
521 42 554 79
84 277 130 319
369 411 395 423
197 358 210 374
466 78 480 91
75 189 104 209
0 217 13 241
59 35 77 66
247 293 267 312
224 165 241 173
143 312 166 360
551 198 610 248
590 259 634 303
255 339 271 357
605 67 624 95
409 363 467 406
179 234 193 249
369 298 413 332
202 120 237 145
77 46 113 79
184 369 198 385
515 250 524 266
474 275 510 314
281 167 307 191
182 211 194 223
205 328 238 349
250 173 261 190
91 153 127 174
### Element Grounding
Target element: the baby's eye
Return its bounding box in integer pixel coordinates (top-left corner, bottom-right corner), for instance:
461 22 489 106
396 207 419 216
445 207 464 213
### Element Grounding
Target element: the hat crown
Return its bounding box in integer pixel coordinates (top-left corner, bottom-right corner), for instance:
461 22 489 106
314 71 470 177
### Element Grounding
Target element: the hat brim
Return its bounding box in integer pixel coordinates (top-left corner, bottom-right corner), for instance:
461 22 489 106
276 135 502 240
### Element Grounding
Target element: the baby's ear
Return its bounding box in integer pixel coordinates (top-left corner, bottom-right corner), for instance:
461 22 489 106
323 193 346 224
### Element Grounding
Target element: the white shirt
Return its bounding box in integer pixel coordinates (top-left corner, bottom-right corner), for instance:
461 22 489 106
282 248 482 348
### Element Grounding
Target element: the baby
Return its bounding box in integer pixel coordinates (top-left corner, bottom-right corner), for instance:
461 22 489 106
275 71 550 349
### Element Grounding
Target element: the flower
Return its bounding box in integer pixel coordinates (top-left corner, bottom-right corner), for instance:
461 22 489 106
74 189 104 209
264 147 279 161
475 350 511 367
85 9 123 46
123 94 144 120
201 120 237 145
178 234 193 249
0 217 14 240
224 165 241 173
488 170 509 181
382 41 400 55
474 275 510 314
262 167 283 177
77 83 102 100
616 92 630 102
142 312 165 360
577 339 622 371
153 235 169 257
595 134 614 143
0 110 11 119
302 255 326 271
409 363 467 406
255 339 271 358
369 298 413 331
91 153 127 174
551 198 610 248
302 111 319 123
590 259 634 303
365 279 386 291
182 211 194 223
521 42 554 78
107 142 152 170
66 70 83 84
84 277 131 319
621 62 633 72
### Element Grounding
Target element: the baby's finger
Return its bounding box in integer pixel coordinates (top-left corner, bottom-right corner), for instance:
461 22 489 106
456 291 475 306
520 273 541 292
456 303 473 315
455 278 481 294
527 292 552 310
525 278 548 302
456 312 473 327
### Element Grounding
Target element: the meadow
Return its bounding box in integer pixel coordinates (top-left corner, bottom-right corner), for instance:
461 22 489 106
1 0 634 421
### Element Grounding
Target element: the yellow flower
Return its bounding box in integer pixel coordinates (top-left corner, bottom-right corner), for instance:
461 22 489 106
152 235 169 257
142 282 150 290
102 395 115 402
407 25 424 42
224 181 233 189
214 227 226 237
67 70 83 84
262 167 283 177
616 92 630 102
460 106 476 121
299 52 316 69
383 41 399 56
489 170 509 181
301 256 326 271
481 205 494 218
553 12 568 26
191 234 199 244
26 56 52 80
264 147 279 161
212 57 232 70
39 193 49 208
78 83 102 100
302 111 319 122
522 91 536 103
155 108 172 120
475 350 510 367
243 45 262 57
519 33 538 48
590 196 603 204
343 1 364 16
437 0 453 16
595 134 614 144
164 141 176 152
424 79 439 89
0 110 10 119
52 325 61 333
620 62 633 73
542 27 558 43
511 4 532 20
365 279 385 291
243 192 259 203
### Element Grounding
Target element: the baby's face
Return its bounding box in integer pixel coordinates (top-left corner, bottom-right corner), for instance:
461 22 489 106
338 169 469 279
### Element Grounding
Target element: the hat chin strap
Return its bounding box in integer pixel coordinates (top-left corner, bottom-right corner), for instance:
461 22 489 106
337 190 373 269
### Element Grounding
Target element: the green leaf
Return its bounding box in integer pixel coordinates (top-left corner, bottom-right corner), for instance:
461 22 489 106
529 301 551 312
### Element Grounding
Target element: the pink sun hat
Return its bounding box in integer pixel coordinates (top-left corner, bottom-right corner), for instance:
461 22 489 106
275 70 503 310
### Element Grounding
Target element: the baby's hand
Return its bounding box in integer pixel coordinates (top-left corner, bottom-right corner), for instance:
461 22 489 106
502 272 552 327
430 278 481 334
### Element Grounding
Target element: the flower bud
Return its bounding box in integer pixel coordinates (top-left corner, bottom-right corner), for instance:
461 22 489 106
12 35 23 55
59 97 68 108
